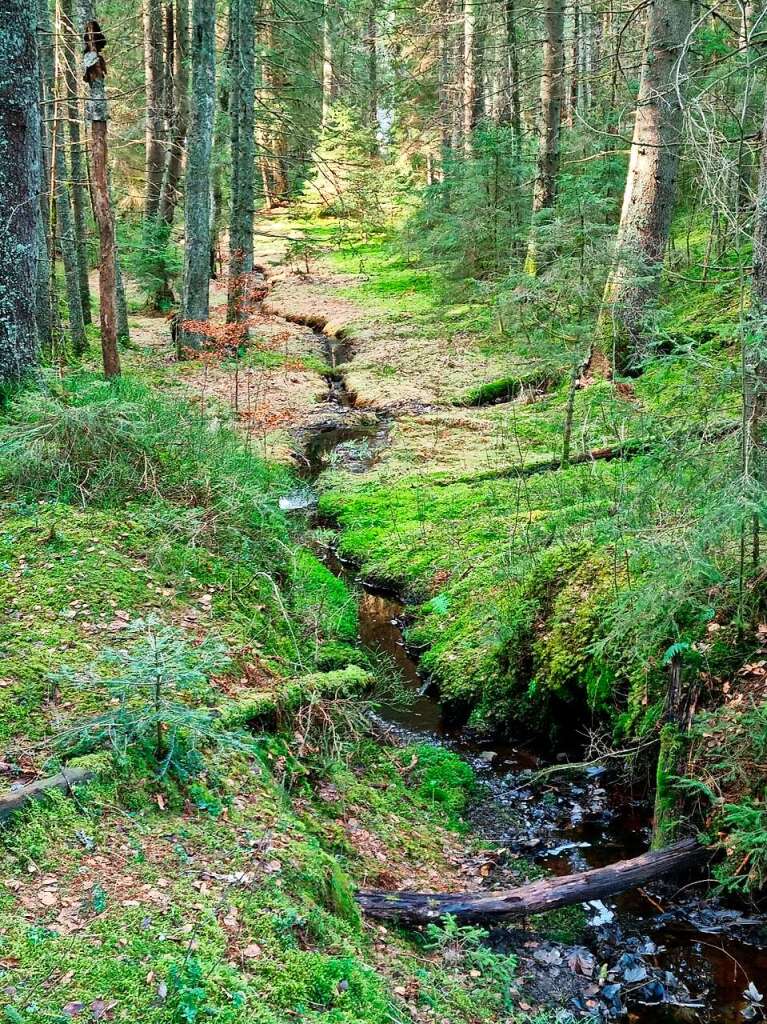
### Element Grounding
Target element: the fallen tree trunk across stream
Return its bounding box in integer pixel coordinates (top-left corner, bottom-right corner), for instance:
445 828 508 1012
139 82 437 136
356 838 706 923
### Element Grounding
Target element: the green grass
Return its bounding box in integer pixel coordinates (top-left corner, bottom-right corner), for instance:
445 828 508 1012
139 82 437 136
0 370 537 1023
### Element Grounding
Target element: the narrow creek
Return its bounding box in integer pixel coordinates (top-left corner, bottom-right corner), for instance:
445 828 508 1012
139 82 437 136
278 312 767 1023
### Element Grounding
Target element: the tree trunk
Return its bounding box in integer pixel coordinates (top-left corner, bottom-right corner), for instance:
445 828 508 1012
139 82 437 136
367 3 378 152
61 0 93 324
504 0 522 157
81 16 121 378
739 0 754 50
357 839 706 923
438 0 453 160
567 2 579 128
744 86 767 563
0 0 41 385
597 0 692 374
462 0 476 155
524 0 565 275
261 0 289 204
227 0 256 325
36 0 55 357
160 0 189 223
54 112 88 355
321 0 333 128
144 0 166 219
180 0 216 353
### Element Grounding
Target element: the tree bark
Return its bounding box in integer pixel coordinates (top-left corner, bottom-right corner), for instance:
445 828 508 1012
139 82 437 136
357 839 706 923
144 0 167 219
36 0 55 356
61 0 93 325
321 0 333 128
180 0 216 353
54 109 88 355
367 3 378 151
744 86 767 563
160 0 189 223
524 0 565 274
81 15 121 378
567 2 579 128
598 0 692 374
227 0 256 324
504 0 522 157
462 0 476 155
0 0 41 385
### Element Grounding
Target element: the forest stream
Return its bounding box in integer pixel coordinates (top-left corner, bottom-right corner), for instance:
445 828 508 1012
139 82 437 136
284 320 767 1024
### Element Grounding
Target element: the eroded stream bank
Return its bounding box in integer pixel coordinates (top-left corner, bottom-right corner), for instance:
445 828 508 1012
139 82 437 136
261 268 767 1023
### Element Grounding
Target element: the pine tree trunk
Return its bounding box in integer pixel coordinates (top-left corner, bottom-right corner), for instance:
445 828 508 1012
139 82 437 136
438 0 452 161
321 0 333 128
160 0 189 223
598 0 692 374
227 0 256 324
180 0 216 353
144 0 166 219
524 0 565 275
54 114 88 355
367 4 378 152
504 0 522 157
744 87 767 561
0 0 41 385
462 0 476 155
261 0 289 203
567 3 579 128
61 0 93 324
36 0 55 356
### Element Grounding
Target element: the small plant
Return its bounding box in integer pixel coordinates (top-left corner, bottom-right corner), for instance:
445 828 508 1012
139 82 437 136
166 957 211 1023
424 913 517 1009
125 218 182 312
286 237 322 275
52 616 246 779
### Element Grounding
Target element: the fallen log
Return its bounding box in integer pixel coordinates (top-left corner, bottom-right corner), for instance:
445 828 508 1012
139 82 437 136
356 838 707 923
0 768 95 821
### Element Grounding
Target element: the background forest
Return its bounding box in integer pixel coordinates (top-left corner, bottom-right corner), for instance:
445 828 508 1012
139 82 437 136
1 0 767 1021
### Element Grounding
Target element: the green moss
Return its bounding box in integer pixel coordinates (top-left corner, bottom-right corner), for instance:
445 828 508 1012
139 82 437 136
652 723 687 849
456 367 554 407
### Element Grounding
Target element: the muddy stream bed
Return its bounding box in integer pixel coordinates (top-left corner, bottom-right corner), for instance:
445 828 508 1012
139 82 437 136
279 321 767 1023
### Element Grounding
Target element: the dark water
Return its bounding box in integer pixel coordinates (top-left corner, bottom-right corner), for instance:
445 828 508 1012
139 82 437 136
320 549 767 1023
294 322 766 1023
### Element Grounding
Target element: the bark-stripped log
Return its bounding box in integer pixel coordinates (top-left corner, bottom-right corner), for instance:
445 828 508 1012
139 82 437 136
356 839 706 923
0 769 95 821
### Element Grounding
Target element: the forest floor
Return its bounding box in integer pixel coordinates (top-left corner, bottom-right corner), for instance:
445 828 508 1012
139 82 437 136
1 213 765 1023
0 217 591 1024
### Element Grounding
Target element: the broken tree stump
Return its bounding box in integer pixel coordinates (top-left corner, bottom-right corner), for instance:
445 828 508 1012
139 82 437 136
0 769 95 822
356 838 707 923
